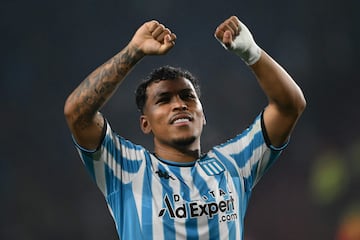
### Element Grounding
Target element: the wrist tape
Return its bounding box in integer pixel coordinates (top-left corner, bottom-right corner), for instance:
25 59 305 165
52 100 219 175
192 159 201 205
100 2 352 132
217 19 261 65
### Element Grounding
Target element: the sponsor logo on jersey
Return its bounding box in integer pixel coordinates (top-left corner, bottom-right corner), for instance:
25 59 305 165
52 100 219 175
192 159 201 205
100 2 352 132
158 192 236 222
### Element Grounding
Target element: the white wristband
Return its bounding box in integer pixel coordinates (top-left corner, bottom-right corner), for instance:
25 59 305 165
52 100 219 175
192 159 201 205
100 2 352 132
217 19 261 65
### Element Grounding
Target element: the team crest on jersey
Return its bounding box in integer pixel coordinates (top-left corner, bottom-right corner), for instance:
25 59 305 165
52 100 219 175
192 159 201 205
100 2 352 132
198 158 225 175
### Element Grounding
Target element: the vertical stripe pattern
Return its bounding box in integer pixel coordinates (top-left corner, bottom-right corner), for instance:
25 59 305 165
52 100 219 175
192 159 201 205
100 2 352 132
74 113 286 240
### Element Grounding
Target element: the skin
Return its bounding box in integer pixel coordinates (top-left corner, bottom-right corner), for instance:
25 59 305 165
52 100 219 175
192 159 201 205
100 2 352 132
64 20 176 150
140 77 206 162
64 16 306 163
214 16 306 147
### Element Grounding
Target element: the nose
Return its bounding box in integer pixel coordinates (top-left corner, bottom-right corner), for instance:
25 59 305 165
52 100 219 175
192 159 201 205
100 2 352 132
172 96 188 111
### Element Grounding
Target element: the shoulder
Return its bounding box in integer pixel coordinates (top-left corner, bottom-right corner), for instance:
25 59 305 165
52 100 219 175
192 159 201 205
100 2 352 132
214 113 264 154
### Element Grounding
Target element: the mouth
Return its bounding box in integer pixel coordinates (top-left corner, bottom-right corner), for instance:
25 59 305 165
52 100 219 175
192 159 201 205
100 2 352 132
170 113 193 125
173 118 191 124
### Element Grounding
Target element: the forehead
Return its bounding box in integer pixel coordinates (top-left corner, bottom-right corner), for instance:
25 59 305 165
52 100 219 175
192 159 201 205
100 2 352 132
146 77 196 96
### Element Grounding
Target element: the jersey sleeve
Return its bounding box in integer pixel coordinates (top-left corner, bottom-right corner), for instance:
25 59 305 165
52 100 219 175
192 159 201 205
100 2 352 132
72 119 146 197
214 112 288 191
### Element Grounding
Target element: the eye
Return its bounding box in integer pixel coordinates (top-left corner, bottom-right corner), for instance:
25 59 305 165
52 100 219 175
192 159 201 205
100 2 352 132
180 91 196 100
156 96 171 104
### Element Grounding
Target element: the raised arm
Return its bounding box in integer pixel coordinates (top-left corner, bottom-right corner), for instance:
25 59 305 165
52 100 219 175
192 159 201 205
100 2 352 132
64 20 176 150
215 16 306 147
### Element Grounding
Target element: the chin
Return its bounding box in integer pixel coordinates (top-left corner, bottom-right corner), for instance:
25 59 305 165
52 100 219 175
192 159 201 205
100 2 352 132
172 136 197 147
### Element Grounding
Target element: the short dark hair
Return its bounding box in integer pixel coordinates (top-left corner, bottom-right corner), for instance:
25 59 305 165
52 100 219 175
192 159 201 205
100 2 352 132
135 65 201 113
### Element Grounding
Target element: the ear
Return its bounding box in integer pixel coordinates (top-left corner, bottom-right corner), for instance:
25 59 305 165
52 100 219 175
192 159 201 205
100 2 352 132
202 112 207 126
140 115 152 134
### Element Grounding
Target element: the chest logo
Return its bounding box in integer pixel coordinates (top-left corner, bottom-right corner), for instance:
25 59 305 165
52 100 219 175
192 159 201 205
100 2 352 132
198 158 225 175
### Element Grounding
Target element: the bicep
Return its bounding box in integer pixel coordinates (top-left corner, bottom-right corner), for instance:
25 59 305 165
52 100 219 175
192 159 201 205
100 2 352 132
68 112 106 151
262 104 300 147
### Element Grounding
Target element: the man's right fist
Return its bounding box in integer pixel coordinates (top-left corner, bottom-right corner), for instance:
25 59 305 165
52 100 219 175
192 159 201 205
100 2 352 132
130 20 177 55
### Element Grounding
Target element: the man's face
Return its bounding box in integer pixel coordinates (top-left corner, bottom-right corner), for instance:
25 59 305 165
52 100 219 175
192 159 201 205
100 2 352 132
140 77 205 148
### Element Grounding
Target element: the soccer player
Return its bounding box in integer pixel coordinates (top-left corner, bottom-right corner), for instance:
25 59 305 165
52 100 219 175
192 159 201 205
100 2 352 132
64 16 306 239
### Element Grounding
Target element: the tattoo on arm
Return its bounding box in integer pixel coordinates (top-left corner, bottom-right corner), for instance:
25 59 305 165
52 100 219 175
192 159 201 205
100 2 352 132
69 46 142 130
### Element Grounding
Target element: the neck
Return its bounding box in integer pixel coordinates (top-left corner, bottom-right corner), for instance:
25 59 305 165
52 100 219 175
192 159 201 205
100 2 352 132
154 144 201 163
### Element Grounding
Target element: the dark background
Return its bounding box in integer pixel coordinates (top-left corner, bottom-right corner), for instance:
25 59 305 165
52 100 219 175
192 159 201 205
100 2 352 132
1 0 360 239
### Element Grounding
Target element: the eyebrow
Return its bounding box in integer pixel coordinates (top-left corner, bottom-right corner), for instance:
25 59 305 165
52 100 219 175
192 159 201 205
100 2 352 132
154 88 195 98
154 91 172 99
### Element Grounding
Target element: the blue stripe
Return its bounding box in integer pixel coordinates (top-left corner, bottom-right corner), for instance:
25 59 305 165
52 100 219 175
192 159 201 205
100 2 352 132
103 135 143 173
104 164 118 200
264 150 283 174
229 131 264 168
215 158 237 240
118 136 144 151
123 187 143 239
192 166 211 199
171 167 199 240
243 162 258 192
193 161 221 239
208 214 220 240
103 172 143 239
212 149 245 238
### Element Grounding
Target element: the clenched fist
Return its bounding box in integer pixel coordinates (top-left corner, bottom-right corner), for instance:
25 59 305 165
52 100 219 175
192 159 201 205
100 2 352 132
129 20 177 56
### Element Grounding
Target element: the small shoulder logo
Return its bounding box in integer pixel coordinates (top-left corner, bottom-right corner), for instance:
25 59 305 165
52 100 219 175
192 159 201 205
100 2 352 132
155 169 175 180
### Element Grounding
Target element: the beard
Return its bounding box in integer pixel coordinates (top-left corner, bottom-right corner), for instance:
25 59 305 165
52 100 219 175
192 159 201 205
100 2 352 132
171 136 197 147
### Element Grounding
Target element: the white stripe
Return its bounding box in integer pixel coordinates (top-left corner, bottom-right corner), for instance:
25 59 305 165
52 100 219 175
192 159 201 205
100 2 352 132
238 143 267 179
208 163 220 174
203 165 214 175
93 159 107 196
234 194 241 240
151 164 165 240
100 127 144 184
220 117 262 155
151 155 174 240
253 148 272 186
192 170 210 239
132 161 145 232
213 161 223 172
166 165 186 240
216 118 267 180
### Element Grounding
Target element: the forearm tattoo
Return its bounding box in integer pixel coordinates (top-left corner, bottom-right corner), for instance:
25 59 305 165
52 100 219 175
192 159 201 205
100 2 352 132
69 46 142 130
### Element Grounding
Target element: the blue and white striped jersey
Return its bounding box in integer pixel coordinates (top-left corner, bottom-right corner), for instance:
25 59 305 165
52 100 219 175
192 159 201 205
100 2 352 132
75 113 286 240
